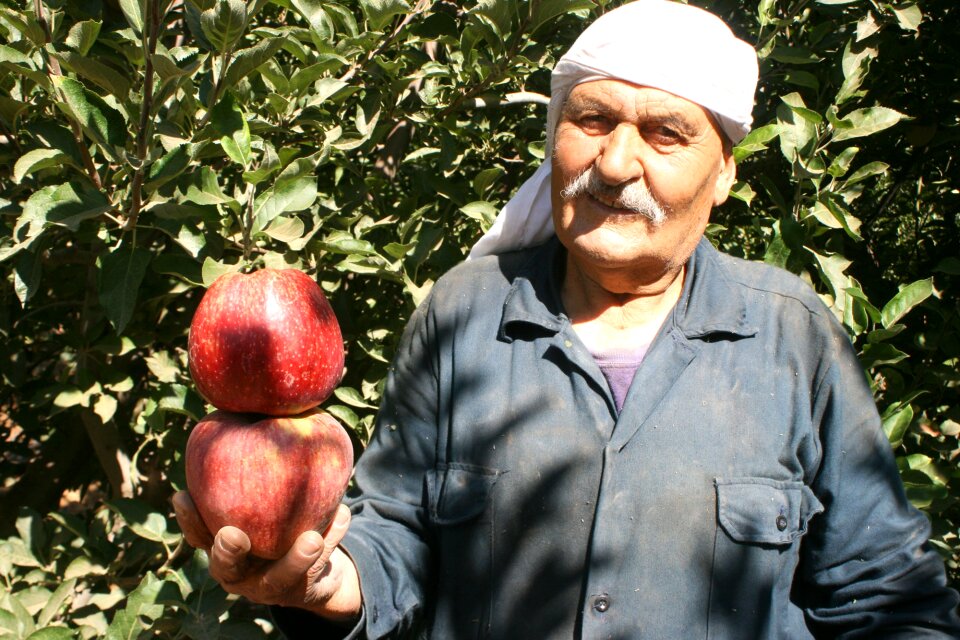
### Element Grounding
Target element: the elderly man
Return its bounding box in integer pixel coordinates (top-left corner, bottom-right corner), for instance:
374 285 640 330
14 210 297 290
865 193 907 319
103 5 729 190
174 1 960 637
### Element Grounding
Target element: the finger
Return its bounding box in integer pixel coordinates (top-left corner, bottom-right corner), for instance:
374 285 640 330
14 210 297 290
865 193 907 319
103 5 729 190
260 530 327 604
209 526 252 585
317 505 351 567
171 491 214 550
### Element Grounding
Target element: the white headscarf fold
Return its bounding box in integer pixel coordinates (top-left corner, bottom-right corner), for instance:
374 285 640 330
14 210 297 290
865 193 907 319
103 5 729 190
468 0 758 259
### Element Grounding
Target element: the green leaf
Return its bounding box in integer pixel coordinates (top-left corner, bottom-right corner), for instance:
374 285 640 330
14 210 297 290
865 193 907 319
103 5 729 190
14 247 43 306
326 404 359 429
531 0 595 31
845 161 889 186
290 0 335 41
777 94 818 163
880 278 933 328
152 47 202 81
66 20 102 55
26 627 77 640
157 383 207 420
153 216 209 258
827 146 859 177
728 181 756 208
831 107 909 142
13 148 68 184
360 0 410 31
811 250 852 300
319 230 377 255
733 123 780 162
263 215 306 243
106 499 182 545
208 91 244 137
54 76 128 160
333 386 377 409
98 245 152 334
1 538 41 568
768 45 820 65
221 123 252 167
106 573 181 640
201 0 248 53
836 39 874 105
459 201 498 229
891 3 922 31
883 404 914 448
63 555 109 580
201 257 243 286
252 176 318 232
2 183 111 264
16 507 47 565
861 342 908 370
0 609 18 634
0 8 47 46
821 195 862 240
118 0 144 33
145 144 192 191
145 351 181 383
37 578 78 627
225 36 287 86
0 590 35 637
51 48 132 97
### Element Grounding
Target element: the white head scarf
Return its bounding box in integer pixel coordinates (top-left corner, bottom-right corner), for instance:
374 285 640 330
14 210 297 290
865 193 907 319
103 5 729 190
468 0 759 259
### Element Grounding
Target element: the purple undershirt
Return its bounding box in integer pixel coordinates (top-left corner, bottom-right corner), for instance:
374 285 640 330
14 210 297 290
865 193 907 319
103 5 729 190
589 343 651 413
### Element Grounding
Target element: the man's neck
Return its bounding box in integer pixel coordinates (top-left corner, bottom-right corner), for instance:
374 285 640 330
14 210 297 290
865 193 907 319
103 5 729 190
561 254 686 353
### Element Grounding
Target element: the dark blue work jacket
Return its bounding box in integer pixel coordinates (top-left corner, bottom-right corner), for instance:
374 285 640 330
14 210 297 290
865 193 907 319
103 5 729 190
276 237 960 639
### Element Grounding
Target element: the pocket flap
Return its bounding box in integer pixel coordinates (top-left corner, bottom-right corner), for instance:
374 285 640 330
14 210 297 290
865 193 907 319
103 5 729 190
715 477 823 545
426 463 500 525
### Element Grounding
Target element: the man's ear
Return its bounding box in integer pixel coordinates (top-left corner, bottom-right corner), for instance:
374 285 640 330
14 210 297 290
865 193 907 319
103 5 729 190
713 150 737 206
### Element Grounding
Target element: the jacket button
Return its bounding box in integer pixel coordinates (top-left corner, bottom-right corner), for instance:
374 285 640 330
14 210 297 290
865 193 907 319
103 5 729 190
593 596 610 613
776 514 788 531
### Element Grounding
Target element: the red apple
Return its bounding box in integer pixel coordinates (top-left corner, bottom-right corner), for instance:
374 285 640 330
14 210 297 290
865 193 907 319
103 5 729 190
185 408 354 560
188 268 344 416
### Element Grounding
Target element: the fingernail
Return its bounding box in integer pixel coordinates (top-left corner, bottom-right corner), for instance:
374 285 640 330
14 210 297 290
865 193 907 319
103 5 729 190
219 537 242 554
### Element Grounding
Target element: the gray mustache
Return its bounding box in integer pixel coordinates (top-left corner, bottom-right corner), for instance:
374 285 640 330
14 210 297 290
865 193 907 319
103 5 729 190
560 166 667 225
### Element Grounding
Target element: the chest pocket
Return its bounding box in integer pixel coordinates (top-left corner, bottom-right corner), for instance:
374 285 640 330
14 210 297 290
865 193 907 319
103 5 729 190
708 477 824 640
425 463 501 639
716 477 823 545
426 463 500 525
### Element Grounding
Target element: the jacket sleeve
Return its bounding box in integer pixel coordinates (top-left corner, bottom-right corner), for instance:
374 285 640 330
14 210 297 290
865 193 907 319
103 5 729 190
331 295 441 639
798 320 960 638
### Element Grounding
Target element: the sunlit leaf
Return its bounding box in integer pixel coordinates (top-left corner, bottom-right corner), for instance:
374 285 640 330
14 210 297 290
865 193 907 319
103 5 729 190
53 76 128 160
831 106 909 142
881 278 933 329
201 0 247 53
361 0 411 31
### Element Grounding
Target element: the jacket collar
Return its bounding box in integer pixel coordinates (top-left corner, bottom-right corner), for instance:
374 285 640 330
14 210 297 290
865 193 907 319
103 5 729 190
498 236 758 343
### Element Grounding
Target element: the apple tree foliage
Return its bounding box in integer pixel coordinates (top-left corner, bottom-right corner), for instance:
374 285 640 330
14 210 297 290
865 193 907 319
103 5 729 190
0 0 957 635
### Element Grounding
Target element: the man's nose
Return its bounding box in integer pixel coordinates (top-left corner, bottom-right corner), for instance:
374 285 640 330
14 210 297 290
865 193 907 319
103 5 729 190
595 124 644 186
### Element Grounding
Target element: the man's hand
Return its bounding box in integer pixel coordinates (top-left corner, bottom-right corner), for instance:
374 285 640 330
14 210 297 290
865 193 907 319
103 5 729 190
171 491 363 623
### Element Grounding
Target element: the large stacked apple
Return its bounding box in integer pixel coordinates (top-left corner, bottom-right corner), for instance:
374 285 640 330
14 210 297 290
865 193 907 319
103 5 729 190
184 269 353 560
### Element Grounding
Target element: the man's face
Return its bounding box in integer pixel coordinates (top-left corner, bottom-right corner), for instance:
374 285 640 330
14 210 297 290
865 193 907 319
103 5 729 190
550 80 736 289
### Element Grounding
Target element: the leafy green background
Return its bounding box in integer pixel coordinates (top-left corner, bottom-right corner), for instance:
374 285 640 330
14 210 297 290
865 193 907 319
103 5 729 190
0 0 957 636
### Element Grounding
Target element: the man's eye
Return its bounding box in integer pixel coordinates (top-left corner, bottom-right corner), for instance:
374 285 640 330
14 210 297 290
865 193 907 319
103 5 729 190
577 114 611 131
648 126 682 143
